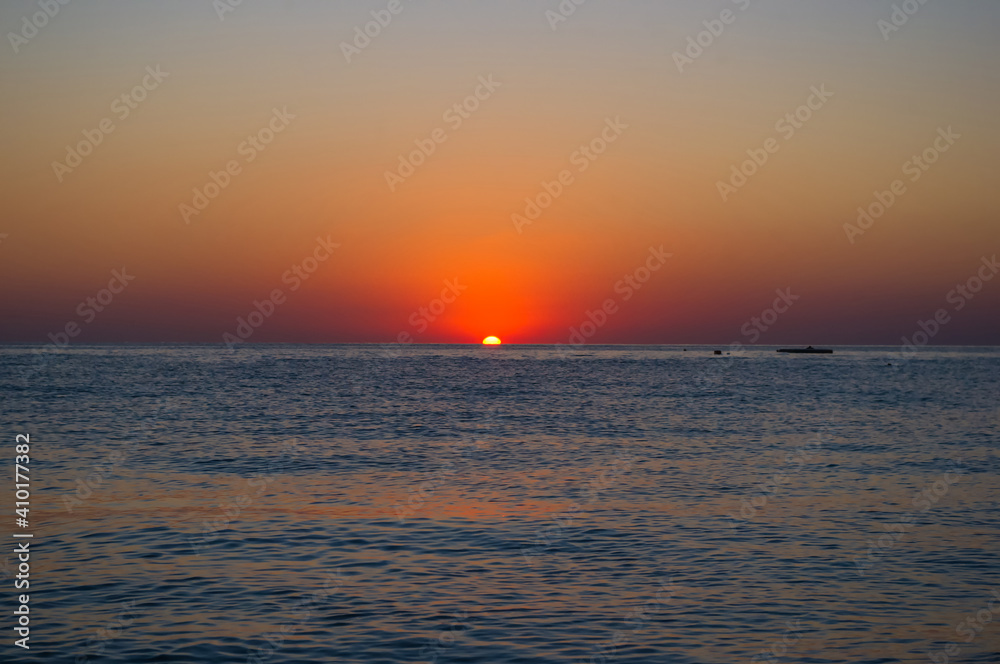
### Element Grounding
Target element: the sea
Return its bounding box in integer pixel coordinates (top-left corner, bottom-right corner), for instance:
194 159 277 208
1 344 998 663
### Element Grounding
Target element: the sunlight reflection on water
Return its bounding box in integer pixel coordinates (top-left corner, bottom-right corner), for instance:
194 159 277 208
1 345 998 663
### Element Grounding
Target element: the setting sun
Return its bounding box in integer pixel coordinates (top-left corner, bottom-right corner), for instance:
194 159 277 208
482 336 502 345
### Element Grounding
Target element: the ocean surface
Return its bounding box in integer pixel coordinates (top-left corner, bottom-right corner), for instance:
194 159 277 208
1 344 998 663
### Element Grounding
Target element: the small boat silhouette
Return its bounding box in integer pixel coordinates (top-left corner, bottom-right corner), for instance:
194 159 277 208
777 346 833 354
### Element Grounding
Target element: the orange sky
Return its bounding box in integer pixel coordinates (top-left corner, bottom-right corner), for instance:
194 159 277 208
1 1 998 344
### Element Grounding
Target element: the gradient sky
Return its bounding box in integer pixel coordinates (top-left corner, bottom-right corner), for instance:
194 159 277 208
1 0 998 345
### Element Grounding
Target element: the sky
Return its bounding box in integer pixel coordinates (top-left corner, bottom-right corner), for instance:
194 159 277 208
1 0 998 345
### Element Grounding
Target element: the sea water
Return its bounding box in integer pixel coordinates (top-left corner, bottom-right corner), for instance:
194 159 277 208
1 345 998 663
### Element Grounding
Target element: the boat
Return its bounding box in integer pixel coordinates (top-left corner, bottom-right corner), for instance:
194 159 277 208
777 346 833 354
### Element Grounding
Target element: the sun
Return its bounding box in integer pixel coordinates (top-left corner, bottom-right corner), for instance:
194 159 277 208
482 336 502 345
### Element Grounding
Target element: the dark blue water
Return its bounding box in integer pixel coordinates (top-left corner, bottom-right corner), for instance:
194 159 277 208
1 345 998 663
